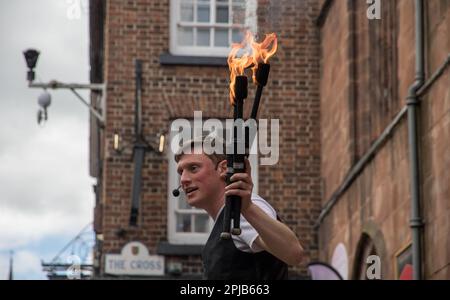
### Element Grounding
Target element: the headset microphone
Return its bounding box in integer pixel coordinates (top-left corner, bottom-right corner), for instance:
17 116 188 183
172 185 182 197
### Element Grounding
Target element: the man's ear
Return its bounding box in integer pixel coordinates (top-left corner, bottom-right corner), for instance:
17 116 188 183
217 159 227 180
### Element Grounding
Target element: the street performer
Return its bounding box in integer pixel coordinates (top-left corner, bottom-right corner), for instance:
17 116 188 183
174 135 304 280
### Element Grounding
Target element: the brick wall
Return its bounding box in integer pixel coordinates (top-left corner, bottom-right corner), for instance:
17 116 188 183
95 0 323 278
421 0 450 279
319 0 352 202
318 0 450 279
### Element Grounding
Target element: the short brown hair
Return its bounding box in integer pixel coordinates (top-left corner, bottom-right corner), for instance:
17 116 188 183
174 134 227 166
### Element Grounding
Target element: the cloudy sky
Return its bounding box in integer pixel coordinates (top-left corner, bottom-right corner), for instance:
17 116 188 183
0 0 95 279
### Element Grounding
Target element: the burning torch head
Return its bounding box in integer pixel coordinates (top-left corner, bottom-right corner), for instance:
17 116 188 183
234 75 248 100
254 63 271 87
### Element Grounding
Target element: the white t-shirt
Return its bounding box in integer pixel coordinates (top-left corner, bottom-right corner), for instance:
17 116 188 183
214 194 277 253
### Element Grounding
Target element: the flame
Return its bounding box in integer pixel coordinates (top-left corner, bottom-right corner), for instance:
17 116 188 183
227 31 278 104
251 33 278 84
227 31 254 105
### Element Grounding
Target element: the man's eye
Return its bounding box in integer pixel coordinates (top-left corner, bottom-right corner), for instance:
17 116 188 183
190 165 198 172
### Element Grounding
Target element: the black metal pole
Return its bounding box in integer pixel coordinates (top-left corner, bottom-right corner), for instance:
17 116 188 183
246 64 271 153
232 96 245 235
220 154 234 239
135 60 142 137
129 144 145 226
251 85 263 119
130 59 144 226
250 63 270 120
221 75 247 239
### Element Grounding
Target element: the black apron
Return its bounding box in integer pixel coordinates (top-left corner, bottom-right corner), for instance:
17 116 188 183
202 208 288 280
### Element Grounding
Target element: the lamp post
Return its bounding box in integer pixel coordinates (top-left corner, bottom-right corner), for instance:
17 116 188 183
23 48 106 127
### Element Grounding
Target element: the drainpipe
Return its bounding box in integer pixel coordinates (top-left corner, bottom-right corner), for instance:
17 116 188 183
406 0 425 280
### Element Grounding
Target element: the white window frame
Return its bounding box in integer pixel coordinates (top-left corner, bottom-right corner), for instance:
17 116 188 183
170 0 257 57
167 120 259 245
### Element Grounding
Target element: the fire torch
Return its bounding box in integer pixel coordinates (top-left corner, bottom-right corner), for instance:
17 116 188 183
221 32 278 239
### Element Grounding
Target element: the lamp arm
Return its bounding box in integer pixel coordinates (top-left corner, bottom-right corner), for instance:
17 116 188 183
27 80 106 127
70 88 105 126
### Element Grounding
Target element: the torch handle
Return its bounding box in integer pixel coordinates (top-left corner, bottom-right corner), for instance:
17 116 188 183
221 98 246 238
231 97 245 235
220 154 234 239
222 75 247 239
250 85 263 120
250 63 270 120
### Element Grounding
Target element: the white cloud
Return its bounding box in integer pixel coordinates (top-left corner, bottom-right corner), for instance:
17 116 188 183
0 0 94 279
0 116 94 215
0 207 91 250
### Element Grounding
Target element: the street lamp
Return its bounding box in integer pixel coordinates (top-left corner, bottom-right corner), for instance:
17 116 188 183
23 48 106 127
23 49 40 82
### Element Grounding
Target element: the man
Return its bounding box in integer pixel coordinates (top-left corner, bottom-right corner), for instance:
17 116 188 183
175 135 304 280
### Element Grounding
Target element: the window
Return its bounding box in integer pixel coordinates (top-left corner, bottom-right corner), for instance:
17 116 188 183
167 119 259 244
170 0 257 57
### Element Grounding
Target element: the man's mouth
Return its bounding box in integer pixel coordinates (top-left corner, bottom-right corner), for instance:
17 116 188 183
185 186 199 196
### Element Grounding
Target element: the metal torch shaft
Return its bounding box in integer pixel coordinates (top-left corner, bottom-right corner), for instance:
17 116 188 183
220 92 240 240
221 75 247 239
220 126 235 240
232 97 245 235
250 63 271 120
246 63 271 166
251 85 263 120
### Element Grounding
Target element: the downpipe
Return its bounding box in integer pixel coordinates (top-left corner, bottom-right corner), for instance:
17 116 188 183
406 0 425 280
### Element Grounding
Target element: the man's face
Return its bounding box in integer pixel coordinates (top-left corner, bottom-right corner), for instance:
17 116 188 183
177 153 225 209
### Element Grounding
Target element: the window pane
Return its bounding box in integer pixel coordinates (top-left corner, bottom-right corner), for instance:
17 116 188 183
197 28 210 46
214 29 229 47
180 0 194 22
178 27 194 46
216 5 229 23
197 4 210 22
176 214 192 232
232 28 244 43
194 214 210 233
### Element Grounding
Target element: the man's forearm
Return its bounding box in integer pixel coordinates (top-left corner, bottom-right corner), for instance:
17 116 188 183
242 203 304 266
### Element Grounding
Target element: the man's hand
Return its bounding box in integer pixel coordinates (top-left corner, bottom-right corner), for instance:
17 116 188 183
224 159 304 266
224 159 253 213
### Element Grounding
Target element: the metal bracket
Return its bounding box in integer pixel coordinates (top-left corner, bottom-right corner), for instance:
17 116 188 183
28 80 106 127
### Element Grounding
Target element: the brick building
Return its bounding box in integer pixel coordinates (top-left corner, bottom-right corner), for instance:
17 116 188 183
89 0 321 279
316 0 449 279
88 0 449 279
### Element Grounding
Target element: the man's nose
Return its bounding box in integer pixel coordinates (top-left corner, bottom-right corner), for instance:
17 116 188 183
180 171 191 186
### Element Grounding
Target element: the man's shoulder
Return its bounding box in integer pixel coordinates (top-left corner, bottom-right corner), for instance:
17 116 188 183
250 193 273 207
250 194 277 219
